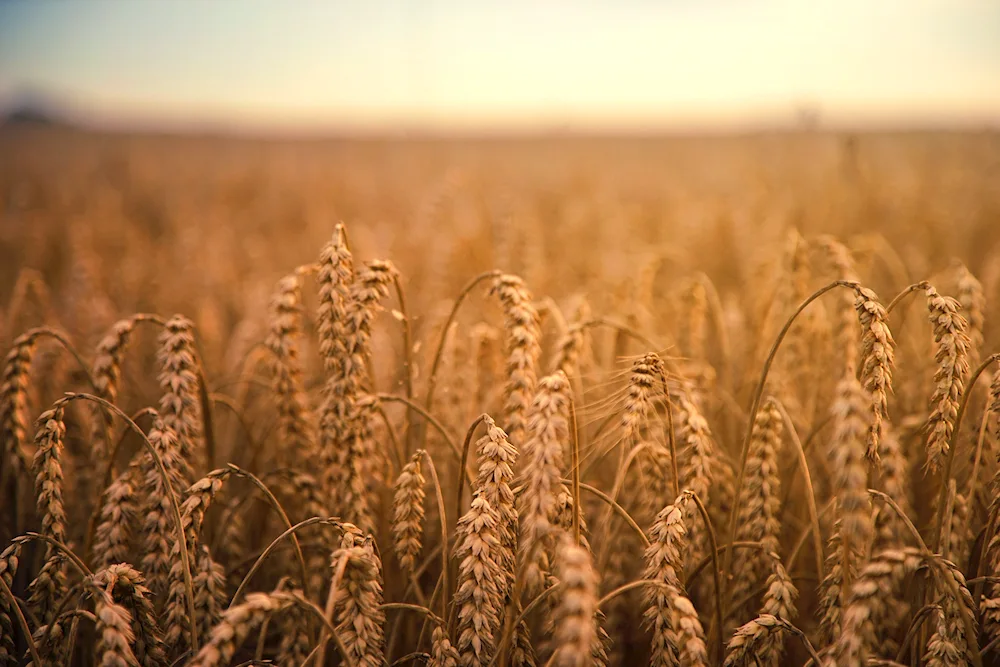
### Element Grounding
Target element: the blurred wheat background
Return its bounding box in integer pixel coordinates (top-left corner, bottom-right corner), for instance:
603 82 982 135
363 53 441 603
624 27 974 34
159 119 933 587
2 2 1000 666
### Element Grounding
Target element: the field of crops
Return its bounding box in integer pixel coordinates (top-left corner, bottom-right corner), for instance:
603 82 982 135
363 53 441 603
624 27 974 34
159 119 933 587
2 126 1000 666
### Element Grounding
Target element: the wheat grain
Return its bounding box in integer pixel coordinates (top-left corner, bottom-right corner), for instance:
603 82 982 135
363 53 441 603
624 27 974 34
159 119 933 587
139 417 188 599
187 591 294 667
723 614 805 667
32 406 66 542
955 262 985 368
0 542 22 664
553 534 600 667
755 553 797 667
94 589 140 667
431 623 461 667
490 274 541 448
643 494 707 667
332 535 386 667
157 314 203 472
454 494 504 667
519 371 571 596
474 415 518 595
392 449 426 573
317 224 355 374
853 285 896 462
0 330 39 479
93 466 139 569
90 316 141 461
266 272 316 464
925 285 971 472
728 397 782 626
94 563 167 667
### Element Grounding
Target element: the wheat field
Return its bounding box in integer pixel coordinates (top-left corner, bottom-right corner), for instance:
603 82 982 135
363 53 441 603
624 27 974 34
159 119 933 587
2 126 1000 666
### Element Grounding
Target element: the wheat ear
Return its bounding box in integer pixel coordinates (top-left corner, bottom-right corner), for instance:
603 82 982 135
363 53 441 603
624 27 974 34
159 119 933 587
924 285 971 472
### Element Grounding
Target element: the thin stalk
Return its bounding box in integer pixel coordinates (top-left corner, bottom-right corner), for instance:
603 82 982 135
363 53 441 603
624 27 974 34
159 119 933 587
229 517 341 608
580 318 663 353
310 540 350 667
391 274 415 456
576 481 649 548
19 532 93 578
226 464 318 604
285 589 356 667
597 579 665 608
373 402 404 479
722 280 856 604
420 451 450 620
195 360 217 470
84 406 157 561
894 601 944 664
377 393 470 483
454 414 487 521
885 281 931 315
686 541 765 587
0 573 41 665
569 396 582 545
422 270 502 439
380 602 442 625
688 490 724 662
488 582 564 667
966 397 993 512
933 353 1000 552
771 398 825 583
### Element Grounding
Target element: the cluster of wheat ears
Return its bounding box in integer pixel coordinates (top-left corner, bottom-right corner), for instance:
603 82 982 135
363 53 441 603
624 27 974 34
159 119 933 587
2 219 1000 667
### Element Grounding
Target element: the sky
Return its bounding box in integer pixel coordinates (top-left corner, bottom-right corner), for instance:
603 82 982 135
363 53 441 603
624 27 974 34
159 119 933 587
1 0 999 132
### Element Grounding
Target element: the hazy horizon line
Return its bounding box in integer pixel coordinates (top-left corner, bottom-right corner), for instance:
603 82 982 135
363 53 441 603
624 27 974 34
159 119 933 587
3 84 998 138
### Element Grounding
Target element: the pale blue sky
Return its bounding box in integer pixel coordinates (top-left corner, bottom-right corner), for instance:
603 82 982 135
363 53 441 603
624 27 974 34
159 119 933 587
1 0 998 130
